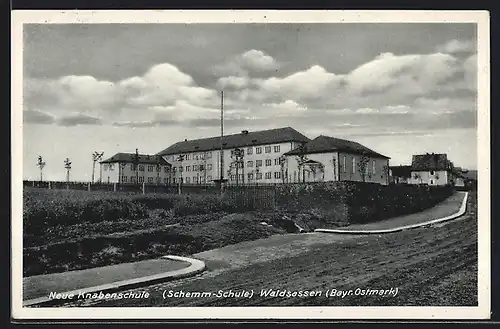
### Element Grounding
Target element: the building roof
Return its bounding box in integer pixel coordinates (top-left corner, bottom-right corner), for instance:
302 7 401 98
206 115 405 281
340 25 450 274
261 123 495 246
101 153 171 165
284 135 390 159
411 153 452 171
389 165 412 178
156 127 310 156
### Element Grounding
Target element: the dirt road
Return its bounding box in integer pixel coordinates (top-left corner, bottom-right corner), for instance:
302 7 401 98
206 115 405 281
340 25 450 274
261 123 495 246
57 191 478 307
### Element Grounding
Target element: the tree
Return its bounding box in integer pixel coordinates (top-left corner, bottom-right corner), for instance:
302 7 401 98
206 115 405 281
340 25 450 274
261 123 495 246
295 143 308 183
37 156 46 182
91 151 104 183
64 158 72 182
358 155 370 182
279 155 286 183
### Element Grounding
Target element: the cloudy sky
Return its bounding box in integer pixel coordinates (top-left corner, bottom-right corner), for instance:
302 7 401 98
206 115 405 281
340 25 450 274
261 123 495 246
22 23 477 181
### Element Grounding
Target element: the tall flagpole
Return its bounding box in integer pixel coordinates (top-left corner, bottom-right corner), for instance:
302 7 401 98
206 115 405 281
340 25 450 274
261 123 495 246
220 90 224 194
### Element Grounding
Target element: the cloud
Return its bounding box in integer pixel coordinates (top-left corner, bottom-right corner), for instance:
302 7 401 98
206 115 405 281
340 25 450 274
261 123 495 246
345 52 460 96
464 54 477 90
57 114 103 126
213 49 281 76
436 39 476 54
256 65 343 100
112 121 156 128
23 110 56 124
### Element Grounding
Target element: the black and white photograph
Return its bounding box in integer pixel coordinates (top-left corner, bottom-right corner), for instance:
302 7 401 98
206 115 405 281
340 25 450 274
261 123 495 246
12 10 490 320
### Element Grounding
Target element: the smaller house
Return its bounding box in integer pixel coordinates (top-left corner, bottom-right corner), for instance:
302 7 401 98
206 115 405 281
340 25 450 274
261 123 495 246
283 135 391 185
100 153 172 184
389 165 412 184
408 153 454 186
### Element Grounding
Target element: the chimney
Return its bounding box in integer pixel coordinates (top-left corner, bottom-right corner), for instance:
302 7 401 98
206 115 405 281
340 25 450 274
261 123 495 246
241 130 249 135
184 139 188 142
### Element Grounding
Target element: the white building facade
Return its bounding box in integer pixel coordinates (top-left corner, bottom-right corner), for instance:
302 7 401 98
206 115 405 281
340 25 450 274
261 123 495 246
156 127 310 185
100 153 172 184
283 136 390 185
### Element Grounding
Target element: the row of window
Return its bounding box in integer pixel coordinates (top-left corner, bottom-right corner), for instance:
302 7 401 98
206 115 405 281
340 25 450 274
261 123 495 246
103 164 170 173
230 171 282 181
172 176 213 184
121 176 163 183
175 145 282 162
249 145 281 155
172 164 213 173
181 152 212 161
337 157 377 175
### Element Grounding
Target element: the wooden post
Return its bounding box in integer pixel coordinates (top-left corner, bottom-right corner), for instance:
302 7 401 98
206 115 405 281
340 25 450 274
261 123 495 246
48 181 51 190
113 182 117 192
88 182 91 191
32 181 35 187
142 182 146 195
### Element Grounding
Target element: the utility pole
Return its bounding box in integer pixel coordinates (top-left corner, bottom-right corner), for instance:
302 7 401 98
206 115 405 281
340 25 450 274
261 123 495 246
92 151 104 183
64 158 72 182
220 90 224 193
37 156 46 182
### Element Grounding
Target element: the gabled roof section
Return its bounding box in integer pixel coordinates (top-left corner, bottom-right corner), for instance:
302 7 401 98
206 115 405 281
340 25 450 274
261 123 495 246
101 153 171 165
389 165 412 178
156 127 310 156
284 135 390 159
411 153 452 171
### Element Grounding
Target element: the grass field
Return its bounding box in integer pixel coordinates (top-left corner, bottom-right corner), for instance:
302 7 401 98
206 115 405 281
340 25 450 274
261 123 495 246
56 192 478 307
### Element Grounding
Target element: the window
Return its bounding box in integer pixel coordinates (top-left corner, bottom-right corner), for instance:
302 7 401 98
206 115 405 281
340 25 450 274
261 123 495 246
247 147 253 155
265 172 272 179
131 176 136 183
130 164 134 171
274 145 280 153
193 165 199 171
156 165 161 172
247 160 253 167
173 167 177 173
248 173 254 180
139 165 145 171
256 160 263 167
207 175 212 181
237 162 243 168
239 174 244 182
274 172 281 179
194 176 199 183
343 156 347 173
372 160 376 175
185 177 191 183
256 147 262 154
164 178 168 183
274 158 280 166
265 159 272 166
430 179 434 185
103 164 108 171
207 152 212 159
265 146 271 153
352 157 356 174
430 170 435 175
164 166 170 173
122 176 127 182
156 177 161 183
207 164 212 171
146 177 152 183
256 173 263 180
148 165 154 172
179 166 184 172
139 176 144 183
186 166 191 172
185 154 190 160
108 164 114 171
200 153 205 160
231 175 236 181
